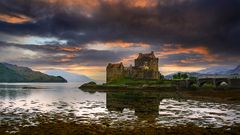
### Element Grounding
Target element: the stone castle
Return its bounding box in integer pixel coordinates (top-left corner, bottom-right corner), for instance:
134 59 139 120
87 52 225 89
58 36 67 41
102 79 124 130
106 51 161 83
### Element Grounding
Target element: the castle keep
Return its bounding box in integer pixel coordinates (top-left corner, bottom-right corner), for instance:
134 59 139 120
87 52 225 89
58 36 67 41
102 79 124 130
106 51 161 83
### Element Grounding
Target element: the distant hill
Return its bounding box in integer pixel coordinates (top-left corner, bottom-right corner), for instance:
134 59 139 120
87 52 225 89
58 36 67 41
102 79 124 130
45 70 92 83
0 63 67 83
197 66 234 74
165 65 240 79
198 65 240 75
227 65 240 74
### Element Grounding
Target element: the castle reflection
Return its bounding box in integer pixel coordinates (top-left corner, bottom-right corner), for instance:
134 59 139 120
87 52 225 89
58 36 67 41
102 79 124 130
106 91 162 121
0 85 32 100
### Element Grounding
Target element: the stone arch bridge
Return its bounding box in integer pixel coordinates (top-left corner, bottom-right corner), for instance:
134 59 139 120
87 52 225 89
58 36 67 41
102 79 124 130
175 75 240 88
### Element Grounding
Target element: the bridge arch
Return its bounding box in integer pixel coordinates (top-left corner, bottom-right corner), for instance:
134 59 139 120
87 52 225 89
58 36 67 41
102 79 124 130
199 80 214 87
188 81 198 88
215 78 230 87
216 81 229 87
196 77 240 89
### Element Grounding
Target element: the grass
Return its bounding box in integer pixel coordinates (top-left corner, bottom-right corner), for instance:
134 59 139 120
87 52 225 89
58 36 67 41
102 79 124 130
107 77 172 86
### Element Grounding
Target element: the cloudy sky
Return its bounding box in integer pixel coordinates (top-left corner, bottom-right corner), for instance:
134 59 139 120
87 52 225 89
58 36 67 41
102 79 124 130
0 0 240 81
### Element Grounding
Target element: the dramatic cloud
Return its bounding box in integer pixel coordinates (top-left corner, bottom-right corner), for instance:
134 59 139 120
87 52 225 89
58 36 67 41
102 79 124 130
0 0 240 80
0 13 32 24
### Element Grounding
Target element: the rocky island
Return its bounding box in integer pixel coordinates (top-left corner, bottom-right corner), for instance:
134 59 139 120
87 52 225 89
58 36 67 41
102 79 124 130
0 63 67 83
80 52 176 91
80 52 240 91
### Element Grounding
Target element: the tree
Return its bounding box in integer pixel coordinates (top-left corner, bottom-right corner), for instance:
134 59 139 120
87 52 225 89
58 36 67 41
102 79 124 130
181 73 188 79
172 72 189 80
160 74 164 80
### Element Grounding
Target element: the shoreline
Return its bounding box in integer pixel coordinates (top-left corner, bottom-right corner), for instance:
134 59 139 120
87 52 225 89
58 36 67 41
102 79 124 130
79 85 240 104
1 118 240 135
79 85 177 92
79 83 239 92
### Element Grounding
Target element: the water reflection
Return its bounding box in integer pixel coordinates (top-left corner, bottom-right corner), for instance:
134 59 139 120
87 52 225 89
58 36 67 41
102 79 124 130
105 90 240 127
0 83 240 130
0 88 31 100
106 91 161 122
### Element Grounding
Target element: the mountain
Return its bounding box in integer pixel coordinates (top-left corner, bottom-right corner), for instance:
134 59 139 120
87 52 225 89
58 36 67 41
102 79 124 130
0 63 67 83
227 65 240 74
45 70 92 83
197 66 234 74
165 65 240 79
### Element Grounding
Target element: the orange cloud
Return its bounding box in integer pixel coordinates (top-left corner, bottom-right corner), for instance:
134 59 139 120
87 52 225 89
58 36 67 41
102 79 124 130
157 44 208 56
106 0 157 8
86 41 150 50
48 0 158 17
57 47 82 52
66 65 105 76
180 58 200 64
127 0 158 8
49 0 99 8
156 44 218 63
103 40 150 48
0 14 32 24
58 54 77 62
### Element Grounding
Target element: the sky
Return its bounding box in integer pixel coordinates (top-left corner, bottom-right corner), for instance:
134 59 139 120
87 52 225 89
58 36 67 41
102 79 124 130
0 0 240 82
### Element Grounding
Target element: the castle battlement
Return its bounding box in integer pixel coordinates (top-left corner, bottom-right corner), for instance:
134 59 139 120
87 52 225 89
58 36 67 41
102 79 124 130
106 51 161 83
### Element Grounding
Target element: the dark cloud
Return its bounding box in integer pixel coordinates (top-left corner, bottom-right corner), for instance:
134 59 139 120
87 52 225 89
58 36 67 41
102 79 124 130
0 42 125 67
160 53 204 66
0 0 240 69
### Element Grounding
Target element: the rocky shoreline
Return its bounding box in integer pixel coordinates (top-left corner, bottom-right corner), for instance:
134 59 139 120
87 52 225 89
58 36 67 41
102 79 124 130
79 81 239 92
79 82 240 104
79 81 179 91
1 113 240 135
1 119 240 135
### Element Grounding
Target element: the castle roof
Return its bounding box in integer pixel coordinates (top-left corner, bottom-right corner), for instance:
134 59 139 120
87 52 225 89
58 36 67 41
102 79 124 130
107 62 124 68
137 51 156 59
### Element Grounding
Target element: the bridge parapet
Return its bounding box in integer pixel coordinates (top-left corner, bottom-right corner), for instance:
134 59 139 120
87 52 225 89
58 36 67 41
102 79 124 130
198 75 240 79
174 77 240 89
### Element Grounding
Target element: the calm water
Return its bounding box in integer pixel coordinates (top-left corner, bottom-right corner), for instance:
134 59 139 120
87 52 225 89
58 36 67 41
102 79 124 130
1 83 240 132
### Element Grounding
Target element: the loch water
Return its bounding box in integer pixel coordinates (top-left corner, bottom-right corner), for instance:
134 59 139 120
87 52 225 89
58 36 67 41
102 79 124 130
1 83 240 132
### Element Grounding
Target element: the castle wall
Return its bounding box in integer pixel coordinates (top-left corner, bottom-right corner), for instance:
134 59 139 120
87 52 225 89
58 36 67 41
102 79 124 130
127 68 160 80
144 70 159 80
106 52 161 83
123 67 132 78
131 68 144 79
106 66 124 83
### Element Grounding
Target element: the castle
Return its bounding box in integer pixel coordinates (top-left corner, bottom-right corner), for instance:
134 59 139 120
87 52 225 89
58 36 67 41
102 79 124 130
106 51 161 83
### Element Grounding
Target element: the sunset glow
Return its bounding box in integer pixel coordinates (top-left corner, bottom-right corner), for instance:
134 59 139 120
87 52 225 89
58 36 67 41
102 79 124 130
0 14 32 24
0 0 239 82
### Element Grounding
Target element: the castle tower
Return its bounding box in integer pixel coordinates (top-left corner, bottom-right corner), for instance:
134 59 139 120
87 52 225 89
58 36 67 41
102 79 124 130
106 63 124 83
135 51 159 71
133 51 159 80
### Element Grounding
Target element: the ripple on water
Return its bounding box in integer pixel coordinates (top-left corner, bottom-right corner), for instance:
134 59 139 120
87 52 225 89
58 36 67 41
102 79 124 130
155 99 240 127
1 85 240 133
1 98 240 128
